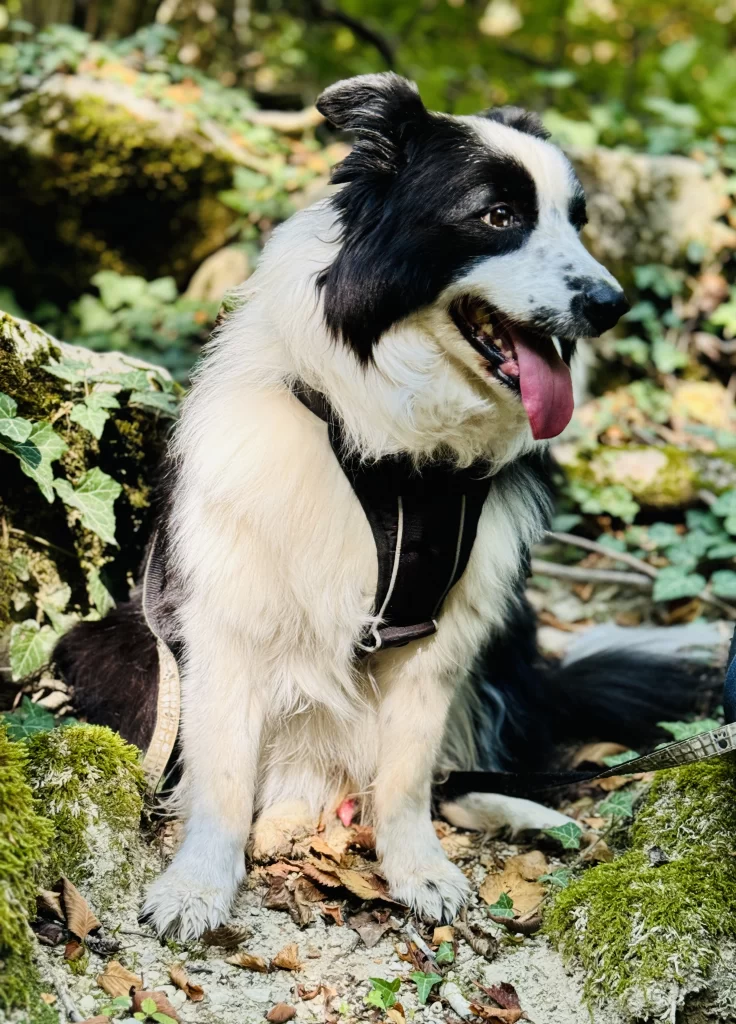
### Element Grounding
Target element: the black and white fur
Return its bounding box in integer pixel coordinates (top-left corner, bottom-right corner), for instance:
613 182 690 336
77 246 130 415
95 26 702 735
55 74 701 938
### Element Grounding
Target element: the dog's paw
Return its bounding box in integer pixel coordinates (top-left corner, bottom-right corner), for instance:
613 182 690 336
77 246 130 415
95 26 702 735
249 800 316 862
141 850 244 940
385 856 470 923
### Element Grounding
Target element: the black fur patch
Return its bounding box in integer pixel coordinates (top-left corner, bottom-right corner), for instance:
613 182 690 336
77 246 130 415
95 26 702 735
317 76 541 360
481 105 550 140
569 189 588 230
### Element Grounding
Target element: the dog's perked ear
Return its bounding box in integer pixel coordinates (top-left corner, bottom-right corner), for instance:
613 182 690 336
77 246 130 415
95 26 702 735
316 72 428 182
480 106 549 141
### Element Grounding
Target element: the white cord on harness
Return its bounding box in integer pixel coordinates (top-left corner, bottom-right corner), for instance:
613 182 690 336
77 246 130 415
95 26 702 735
359 495 404 654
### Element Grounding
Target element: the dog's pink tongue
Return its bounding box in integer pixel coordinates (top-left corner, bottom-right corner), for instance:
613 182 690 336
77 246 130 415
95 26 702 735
512 330 574 440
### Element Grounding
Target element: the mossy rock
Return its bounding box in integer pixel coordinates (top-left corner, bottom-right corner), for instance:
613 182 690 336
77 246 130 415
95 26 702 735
546 755 736 1019
25 724 146 905
0 312 173 702
0 724 53 1012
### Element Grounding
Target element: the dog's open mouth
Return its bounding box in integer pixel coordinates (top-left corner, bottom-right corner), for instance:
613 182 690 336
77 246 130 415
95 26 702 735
449 296 574 440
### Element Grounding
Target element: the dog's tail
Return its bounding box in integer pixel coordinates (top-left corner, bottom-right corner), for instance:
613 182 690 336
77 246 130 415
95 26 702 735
53 595 160 751
473 601 724 775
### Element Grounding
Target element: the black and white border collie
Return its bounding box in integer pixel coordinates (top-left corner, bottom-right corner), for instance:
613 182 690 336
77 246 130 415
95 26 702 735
57 74 697 939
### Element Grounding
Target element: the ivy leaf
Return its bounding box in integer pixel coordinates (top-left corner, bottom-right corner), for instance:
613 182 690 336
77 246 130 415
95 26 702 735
652 567 706 602
725 515 736 536
711 570 736 599
151 1015 178 1024
486 892 515 918
128 390 179 418
551 513 582 532
42 357 92 384
0 392 33 443
539 869 572 889
648 522 680 548
38 582 77 634
87 567 116 616
435 940 455 964
54 468 122 546
598 791 634 818
88 368 152 392
70 390 120 440
1 695 57 739
365 977 400 1010
602 749 639 767
9 621 59 680
544 822 583 850
658 718 721 740
410 971 443 1005
15 421 68 502
712 489 736 518
708 542 736 560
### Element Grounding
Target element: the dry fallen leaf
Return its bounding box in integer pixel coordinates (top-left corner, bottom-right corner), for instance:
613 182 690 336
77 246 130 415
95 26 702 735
79 1017 111 1024
335 868 388 901
301 860 342 888
296 984 322 1001
479 862 544 916
479 982 521 1010
350 824 375 851
598 774 632 792
61 877 100 940
320 903 344 926
96 961 143 999
432 925 454 945
37 888 64 920
132 990 180 1022
348 910 395 948
386 1008 406 1024
271 942 302 971
582 816 606 829
309 836 342 861
64 940 85 961
266 1003 297 1022
40 993 56 1005
169 964 204 1002
265 862 299 878
470 1005 525 1023
202 924 251 949
510 851 548 881
34 921 65 946
226 951 269 972
582 838 614 863
572 742 628 766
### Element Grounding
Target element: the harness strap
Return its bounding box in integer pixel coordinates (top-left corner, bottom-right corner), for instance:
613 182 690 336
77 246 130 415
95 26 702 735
292 383 493 654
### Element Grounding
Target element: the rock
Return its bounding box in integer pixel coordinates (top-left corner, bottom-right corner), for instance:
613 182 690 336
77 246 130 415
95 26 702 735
0 724 53 1013
546 756 736 1018
185 246 250 302
571 147 736 286
0 312 174 712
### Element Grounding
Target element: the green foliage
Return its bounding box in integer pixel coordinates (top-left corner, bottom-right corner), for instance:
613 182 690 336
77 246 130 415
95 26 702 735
544 822 583 850
435 940 455 964
598 791 634 819
365 977 401 1010
539 869 573 889
410 971 443 1005
486 892 516 918
0 724 54 1011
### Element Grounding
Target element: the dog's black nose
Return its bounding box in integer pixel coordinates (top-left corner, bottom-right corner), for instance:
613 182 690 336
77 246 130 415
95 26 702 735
581 281 629 335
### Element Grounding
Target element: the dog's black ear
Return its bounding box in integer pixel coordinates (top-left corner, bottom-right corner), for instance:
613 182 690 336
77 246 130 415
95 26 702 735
482 106 550 141
317 73 428 179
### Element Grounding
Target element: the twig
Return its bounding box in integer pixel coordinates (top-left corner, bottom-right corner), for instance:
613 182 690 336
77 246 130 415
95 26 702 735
698 489 717 507
8 526 76 558
51 969 83 1022
404 920 440 973
545 530 659 579
306 0 395 67
241 107 323 133
531 559 653 589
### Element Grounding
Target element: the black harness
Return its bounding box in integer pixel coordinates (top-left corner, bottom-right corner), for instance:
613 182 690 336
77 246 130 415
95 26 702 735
293 384 494 654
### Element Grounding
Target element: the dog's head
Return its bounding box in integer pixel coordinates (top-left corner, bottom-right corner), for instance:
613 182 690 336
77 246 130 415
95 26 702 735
316 73 628 441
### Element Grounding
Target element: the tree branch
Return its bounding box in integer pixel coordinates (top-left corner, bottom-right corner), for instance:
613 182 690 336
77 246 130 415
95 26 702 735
305 0 395 68
545 530 659 578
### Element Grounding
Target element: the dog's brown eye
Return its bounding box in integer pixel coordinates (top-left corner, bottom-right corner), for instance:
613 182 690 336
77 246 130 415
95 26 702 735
481 204 515 229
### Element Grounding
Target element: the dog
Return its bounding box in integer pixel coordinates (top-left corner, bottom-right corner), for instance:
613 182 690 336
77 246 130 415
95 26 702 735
55 73 703 939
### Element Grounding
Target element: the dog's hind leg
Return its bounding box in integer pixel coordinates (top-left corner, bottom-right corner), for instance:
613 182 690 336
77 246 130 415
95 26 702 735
439 792 572 834
374 659 470 924
141 625 266 940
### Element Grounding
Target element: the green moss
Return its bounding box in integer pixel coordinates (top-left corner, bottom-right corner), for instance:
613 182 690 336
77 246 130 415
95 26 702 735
25 725 145 900
546 755 736 1015
0 725 54 1011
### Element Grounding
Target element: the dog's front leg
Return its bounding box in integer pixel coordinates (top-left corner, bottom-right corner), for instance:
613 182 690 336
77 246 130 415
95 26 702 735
374 659 469 923
142 631 265 940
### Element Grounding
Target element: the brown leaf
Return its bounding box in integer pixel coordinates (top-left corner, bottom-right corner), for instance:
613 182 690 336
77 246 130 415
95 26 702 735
320 902 344 926
478 982 521 1009
432 925 454 945
271 942 302 971
582 816 606 829
301 860 342 888
169 964 204 1002
470 1004 525 1023
266 1003 297 1022
264 862 299 878
572 742 628 767
479 863 544 916
202 924 251 949
296 984 322 1001
64 940 86 961
582 838 614 863
350 824 375 851
40 993 57 1005
348 910 395 948
132 990 180 1022
226 951 270 972
294 876 325 904
96 961 143 999
453 918 500 960
61 877 100 940
309 835 342 861
598 774 632 792
79 1017 111 1024
508 851 548 882
335 868 388 901
37 888 64 920
34 921 65 946
386 1008 406 1024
